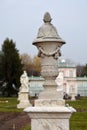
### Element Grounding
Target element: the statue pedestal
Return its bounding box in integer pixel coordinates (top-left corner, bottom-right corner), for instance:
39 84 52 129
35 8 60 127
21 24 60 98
24 106 75 130
17 91 31 108
71 93 76 101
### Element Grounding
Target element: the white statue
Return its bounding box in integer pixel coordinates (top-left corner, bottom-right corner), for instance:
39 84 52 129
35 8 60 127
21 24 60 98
55 71 64 92
17 71 31 108
20 71 29 92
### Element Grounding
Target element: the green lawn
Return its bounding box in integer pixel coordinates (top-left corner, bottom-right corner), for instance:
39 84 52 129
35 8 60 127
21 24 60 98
66 96 87 110
70 112 87 130
66 97 87 130
0 97 23 112
23 124 31 130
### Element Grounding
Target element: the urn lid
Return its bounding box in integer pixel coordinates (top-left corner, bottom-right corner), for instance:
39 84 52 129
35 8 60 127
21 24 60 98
33 12 65 44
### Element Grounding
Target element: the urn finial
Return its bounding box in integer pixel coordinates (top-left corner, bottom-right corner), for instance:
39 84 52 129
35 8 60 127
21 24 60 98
43 12 52 23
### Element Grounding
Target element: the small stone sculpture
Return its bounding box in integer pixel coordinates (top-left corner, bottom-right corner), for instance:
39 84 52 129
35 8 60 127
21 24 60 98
20 71 29 92
17 71 31 108
55 72 64 98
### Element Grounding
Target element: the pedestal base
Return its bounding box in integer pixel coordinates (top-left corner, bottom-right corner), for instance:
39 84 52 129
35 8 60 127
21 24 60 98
17 92 31 108
17 101 31 108
24 106 74 130
71 93 76 101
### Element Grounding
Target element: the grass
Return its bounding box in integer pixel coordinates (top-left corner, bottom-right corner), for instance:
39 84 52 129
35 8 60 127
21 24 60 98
66 97 87 130
70 112 87 130
23 124 31 130
66 96 87 110
0 97 23 112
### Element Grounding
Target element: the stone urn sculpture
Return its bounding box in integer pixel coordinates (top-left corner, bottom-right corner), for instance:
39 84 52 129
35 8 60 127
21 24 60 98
33 12 65 106
24 12 76 130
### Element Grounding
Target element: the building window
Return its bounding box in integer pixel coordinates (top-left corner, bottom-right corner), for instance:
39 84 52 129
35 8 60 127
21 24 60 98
69 70 73 77
69 85 74 94
77 84 87 96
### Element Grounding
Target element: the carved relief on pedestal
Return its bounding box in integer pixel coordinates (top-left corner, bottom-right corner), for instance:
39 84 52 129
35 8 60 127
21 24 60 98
41 65 58 78
38 46 61 59
35 99 65 107
33 119 63 130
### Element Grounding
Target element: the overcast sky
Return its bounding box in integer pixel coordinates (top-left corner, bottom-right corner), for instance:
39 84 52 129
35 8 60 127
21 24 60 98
0 0 87 64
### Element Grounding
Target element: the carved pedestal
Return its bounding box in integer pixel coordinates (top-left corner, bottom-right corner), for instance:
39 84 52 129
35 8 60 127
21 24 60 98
24 107 72 130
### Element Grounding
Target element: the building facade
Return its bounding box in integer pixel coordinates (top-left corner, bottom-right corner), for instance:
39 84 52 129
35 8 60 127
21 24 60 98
29 58 87 97
58 58 87 97
29 76 44 97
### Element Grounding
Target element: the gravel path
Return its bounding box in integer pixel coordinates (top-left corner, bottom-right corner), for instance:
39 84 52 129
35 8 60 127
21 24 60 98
0 112 31 130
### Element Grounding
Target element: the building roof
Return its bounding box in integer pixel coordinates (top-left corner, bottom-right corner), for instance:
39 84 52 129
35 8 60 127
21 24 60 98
29 76 44 81
58 58 76 68
77 77 87 81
